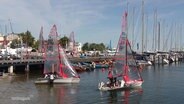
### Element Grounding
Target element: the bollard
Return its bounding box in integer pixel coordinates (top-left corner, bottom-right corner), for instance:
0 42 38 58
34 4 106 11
25 64 30 72
8 65 14 74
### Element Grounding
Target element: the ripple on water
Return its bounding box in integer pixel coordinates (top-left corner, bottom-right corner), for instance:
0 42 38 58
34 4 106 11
96 88 143 104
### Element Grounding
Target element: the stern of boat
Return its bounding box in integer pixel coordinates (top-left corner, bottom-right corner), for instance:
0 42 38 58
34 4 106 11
130 80 143 87
98 82 105 90
54 77 80 84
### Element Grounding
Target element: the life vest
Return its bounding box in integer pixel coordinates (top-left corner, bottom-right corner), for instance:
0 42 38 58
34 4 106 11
108 71 113 79
123 75 129 82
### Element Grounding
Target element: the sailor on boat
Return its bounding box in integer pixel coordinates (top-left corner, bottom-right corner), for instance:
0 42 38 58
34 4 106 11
107 70 119 87
43 63 58 82
107 70 113 87
44 72 58 79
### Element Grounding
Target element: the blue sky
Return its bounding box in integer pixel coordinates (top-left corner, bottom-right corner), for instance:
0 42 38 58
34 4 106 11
0 0 184 51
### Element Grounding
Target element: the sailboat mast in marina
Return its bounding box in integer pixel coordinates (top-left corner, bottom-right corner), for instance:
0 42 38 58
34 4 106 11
141 0 144 53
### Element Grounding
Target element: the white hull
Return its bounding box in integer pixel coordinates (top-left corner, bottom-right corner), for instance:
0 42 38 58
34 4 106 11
99 85 125 91
155 58 169 64
137 60 152 66
98 80 143 91
35 77 80 84
126 80 143 87
163 59 169 64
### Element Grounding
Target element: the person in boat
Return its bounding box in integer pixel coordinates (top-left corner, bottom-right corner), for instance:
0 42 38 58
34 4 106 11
108 70 114 87
113 76 117 86
44 74 49 78
44 72 56 79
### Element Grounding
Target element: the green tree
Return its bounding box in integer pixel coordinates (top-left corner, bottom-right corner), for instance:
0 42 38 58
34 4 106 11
32 40 39 49
17 30 35 47
82 42 106 51
89 43 96 51
59 36 69 49
82 42 89 51
95 43 105 51
10 39 21 48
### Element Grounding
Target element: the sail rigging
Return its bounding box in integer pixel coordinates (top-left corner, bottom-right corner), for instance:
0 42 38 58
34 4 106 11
38 26 44 53
59 45 79 78
43 25 60 74
43 25 79 78
35 25 80 84
112 12 143 84
98 11 143 91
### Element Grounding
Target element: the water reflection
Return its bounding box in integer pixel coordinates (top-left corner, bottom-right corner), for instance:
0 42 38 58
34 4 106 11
100 87 143 104
2 62 184 103
35 84 79 104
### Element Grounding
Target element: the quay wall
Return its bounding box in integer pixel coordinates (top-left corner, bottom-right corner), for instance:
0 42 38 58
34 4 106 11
0 56 113 73
0 56 113 65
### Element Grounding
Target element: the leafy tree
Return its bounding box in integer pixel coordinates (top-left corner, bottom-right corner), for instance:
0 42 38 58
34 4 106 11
89 43 96 51
10 39 21 48
96 43 105 51
59 36 69 49
32 40 39 49
82 42 89 51
82 42 106 51
17 30 35 47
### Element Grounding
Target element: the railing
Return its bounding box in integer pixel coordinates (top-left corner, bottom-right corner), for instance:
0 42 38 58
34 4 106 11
0 56 113 66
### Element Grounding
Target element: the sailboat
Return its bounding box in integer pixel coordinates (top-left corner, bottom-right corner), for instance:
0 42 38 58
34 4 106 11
98 12 143 91
35 25 80 84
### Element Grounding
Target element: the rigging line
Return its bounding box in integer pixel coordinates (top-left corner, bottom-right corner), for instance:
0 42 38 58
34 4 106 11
8 19 14 34
163 22 173 51
133 4 142 48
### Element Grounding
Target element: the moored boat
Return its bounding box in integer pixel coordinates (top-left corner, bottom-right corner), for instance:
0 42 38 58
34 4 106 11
35 77 80 84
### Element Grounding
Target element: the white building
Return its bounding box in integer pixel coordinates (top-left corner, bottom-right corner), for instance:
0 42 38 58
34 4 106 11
75 42 82 52
67 42 82 53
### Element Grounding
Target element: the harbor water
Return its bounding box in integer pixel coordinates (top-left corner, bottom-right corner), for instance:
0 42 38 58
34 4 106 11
0 62 184 104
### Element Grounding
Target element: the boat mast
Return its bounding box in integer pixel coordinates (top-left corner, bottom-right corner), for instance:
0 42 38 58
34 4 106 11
155 10 158 52
158 22 160 51
56 27 61 65
126 1 128 66
145 14 148 51
4 25 8 56
121 11 128 75
152 11 155 51
141 0 144 53
174 23 177 51
127 2 129 40
170 24 173 50
132 7 135 50
125 12 128 67
180 24 182 51
162 20 165 51
9 19 14 34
